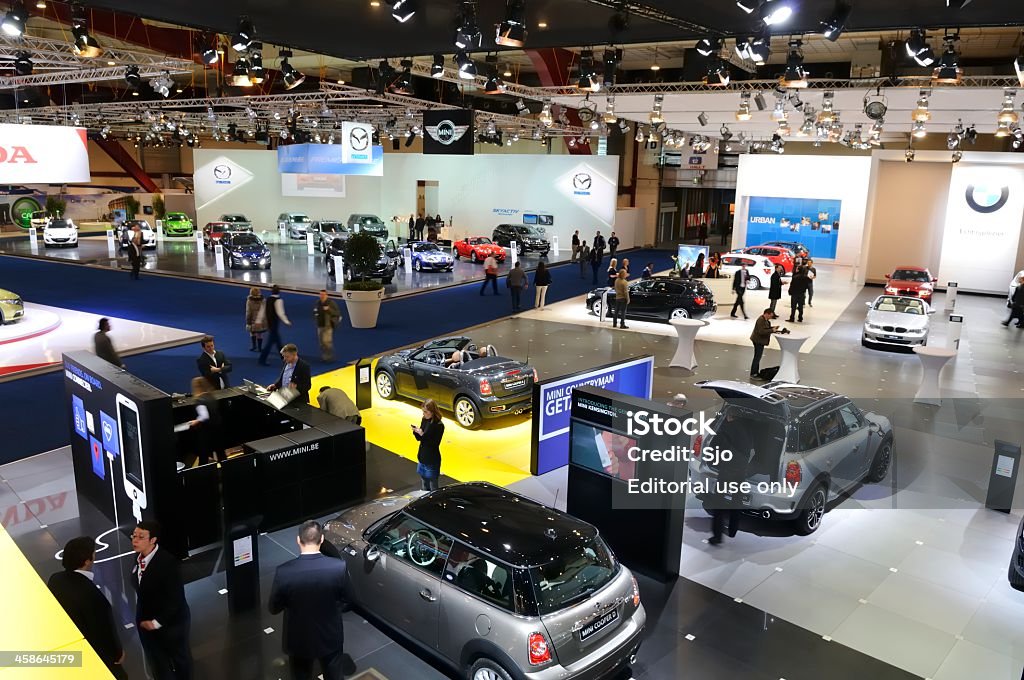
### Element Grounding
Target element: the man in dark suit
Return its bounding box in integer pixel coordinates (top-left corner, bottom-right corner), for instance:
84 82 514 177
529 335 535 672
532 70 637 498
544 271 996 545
270 520 350 680
268 343 313 405
196 335 232 390
731 262 750 319
131 521 193 680
709 411 753 545
48 536 127 679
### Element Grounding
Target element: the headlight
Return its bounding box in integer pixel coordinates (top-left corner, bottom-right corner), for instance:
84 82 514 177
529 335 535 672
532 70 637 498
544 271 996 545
907 328 926 335
0 298 20 305
885 287 898 293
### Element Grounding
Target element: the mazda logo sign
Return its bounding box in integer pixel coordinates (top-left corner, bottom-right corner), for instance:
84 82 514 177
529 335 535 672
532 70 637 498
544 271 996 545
213 164 231 180
573 173 593 191
425 119 470 146
965 184 1009 213
349 126 370 151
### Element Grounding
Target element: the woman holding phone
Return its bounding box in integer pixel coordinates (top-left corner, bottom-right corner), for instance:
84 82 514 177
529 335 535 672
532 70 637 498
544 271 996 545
412 399 444 491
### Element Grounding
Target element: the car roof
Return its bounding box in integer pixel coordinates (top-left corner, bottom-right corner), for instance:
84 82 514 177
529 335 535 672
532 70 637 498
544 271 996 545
404 483 599 568
892 265 929 271
699 380 842 414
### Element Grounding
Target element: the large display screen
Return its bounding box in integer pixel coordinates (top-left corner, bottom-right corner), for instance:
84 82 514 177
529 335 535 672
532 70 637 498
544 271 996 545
744 196 842 259
531 356 654 475
280 173 347 197
676 245 709 271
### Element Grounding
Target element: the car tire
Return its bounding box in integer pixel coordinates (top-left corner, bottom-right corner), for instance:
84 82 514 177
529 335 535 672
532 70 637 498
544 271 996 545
745 276 761 290
866 437 893 483
471 250 479 263
541 251 549 258
591 299 603 318
861 334 869 347
517 245 525 257
794 483 827 535
375 371 396 400
454 396 481 430
670 308 690 320
414 260 422 272
467 658 514 680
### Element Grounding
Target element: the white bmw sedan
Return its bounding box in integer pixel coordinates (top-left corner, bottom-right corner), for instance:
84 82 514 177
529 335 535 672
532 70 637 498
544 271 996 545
862 295 933 349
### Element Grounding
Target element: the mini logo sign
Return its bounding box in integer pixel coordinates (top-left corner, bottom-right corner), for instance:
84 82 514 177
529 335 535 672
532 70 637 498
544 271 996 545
213 164 232 183
965 183 1009 213
349 126 370 151
572 173 593 195
425 119 470 146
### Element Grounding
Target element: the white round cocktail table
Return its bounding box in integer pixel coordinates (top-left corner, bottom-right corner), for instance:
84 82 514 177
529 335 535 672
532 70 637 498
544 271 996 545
913 346 956 405
774 332 809 383
669 318 709 370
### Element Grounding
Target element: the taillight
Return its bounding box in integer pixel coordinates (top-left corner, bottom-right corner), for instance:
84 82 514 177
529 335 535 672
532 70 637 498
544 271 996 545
532 368 538 382
694 296 706 306
479 378 492 396
693 435 703 458
631 575 641 607
785 461 802 485
528 632 551 665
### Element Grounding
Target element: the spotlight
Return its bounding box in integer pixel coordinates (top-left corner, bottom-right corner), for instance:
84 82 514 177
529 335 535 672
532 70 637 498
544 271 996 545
124 65 141 88
736 0 758 13
747 35 771 65
821 1 851 41
454 1 482 49
868 120 884 146
431 53 445 78
232 16 255 51
696 38 721 57
538 99 553 126
736 92 752 121
754 91 767 110
13 51 32 76
863 90 887 120
483 55 504 94
577 97 597 123
149 71 174 98
229 57 252 87
405 130 416 147
911 90 931 122
704 61 730 87
817 91 835 123
496 0 527 48
964 125 977 144
618 119 629 134
906 29 936 68
1015 55 1024 87
392 0 417 23
995 120 1011 138
697 111 708 126
998 89 1018 125
780 40 807 88
932 35 961 83
515 98 528 115
279 49 306 90
635 125 645 143
602 47 622 88
601 96 617 124
759 0 793 26
200 34 219 65
248 44 265 83
912 120 927 138
455 51 476 79
905 147 915 163
649 94 665 124
735 37 752 60
2 0 27 37
772 93 788 122
952 149 962 163
70 3 103 58
391 59 414 94
576 49 600 92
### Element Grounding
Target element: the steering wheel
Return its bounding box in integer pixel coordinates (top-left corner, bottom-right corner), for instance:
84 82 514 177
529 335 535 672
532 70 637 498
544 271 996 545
408 530 439 567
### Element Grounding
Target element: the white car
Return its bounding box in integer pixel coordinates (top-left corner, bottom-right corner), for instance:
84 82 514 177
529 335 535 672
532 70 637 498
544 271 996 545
277 212 310 239
718 254 775 290
30 210 49 230
1008 269 1024 307
43 218 78 248
862 295 933 349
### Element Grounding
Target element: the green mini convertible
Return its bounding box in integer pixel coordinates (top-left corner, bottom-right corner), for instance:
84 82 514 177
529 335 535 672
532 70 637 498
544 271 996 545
163 212 194 237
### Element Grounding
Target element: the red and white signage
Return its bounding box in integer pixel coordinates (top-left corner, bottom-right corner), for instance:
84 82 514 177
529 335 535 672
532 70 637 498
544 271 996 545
0 124 91 184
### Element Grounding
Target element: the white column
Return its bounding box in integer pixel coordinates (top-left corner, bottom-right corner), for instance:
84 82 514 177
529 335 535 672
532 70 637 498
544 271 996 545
214 244 225 271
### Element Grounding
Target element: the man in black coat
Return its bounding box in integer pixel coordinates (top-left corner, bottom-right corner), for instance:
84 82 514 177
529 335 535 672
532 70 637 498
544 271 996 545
768 265 786 318
414 214 426 241
48 536 127 679
607 231 620 259
196 335 232 390
1003 275 1024 328
709 411 752 544
269 520 350 680
269 343 313 405
730 263 750 319
788 267 809 322
131 521 193 680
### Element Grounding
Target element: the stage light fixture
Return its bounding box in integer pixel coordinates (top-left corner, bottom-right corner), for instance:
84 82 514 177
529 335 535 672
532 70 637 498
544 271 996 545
735 37 751 60
149 71 174 98
247 43 265 83
932 35 961 83
2 0 27 37
602 47 622 88
392 0 417 23
798 109 816 136
736 0 758 13
602 96 617 124
821 1 851 41
229 57 252 87
577 96 597 123
391 58 414 94
912 120 927 138
454 1 482 49
736 92 752 121
200 34 219 66
123 65 141 88
697 111 708 126
998 90 1018 125
427 53 444 78
69 3 103 58
1015 55 1024 87
232 16 255 51
455 51 476 79
649 94 665 125
747 35 770 65
13 51 32 76
618 119 629 134
696 38 721 57
780 40 807 88
483 55 505 94
496 0 527 47
863 89 887 120
538 99 553 127
576 49 600 92
704 61 729 87
911 90 931 122
759 0 793 26
816 90 835 123
634 125 645 143
905 29 935 67
869 120 884 146
952 149 962 162
279 49 306 90
516 98 528 115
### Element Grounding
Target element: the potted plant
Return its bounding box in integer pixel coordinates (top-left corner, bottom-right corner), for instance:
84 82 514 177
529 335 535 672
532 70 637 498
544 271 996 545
341 230 385 328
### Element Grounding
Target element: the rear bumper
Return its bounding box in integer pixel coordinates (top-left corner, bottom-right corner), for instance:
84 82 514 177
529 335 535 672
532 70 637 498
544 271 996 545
478 393 533 418
691 468 802 518
524 607 645 680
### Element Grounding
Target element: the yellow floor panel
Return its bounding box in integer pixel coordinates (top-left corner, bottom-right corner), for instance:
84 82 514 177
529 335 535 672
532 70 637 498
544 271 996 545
0 523 113 679
312 364 533 487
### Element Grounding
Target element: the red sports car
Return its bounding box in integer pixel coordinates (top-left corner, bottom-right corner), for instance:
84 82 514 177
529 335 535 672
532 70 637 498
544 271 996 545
202 221 232 249
733 245 796 273
884 266 937 304
453 236 507 263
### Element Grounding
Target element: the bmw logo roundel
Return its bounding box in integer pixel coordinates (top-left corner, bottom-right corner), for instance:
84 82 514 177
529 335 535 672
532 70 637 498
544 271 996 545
213 164 232 180
573 173 593 191
349 126 370 151
965 184 1009 213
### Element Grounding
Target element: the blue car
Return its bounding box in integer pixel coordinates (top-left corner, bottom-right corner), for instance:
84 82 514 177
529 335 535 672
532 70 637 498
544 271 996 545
410 241 454 272
221 231 271 270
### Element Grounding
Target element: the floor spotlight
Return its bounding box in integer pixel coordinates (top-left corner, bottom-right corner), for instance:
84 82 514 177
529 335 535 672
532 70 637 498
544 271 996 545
496 0 527 47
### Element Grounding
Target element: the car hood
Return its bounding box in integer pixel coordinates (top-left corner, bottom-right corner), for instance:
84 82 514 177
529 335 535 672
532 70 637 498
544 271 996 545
419 251 450 259
0 288 19 298
46 226 76 234
887 279 930 290
866 310 929 329
229 245 268 256
324 495 412 547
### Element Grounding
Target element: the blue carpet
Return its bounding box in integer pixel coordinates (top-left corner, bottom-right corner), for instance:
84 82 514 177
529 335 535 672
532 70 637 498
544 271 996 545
1 249 673 463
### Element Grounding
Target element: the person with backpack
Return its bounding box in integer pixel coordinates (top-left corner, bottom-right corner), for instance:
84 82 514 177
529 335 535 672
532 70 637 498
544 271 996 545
749 308 780 380
480 254 500 295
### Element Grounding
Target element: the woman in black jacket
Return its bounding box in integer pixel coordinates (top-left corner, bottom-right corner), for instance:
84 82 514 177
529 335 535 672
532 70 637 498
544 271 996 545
768 264 786 319
412 399 444 491
533 261 553 309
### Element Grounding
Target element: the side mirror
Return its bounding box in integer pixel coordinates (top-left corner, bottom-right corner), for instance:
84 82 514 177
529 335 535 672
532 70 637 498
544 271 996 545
865 301 873 307
364 545 380 562
868 422 880 432
932 278 938 283
884 273 891 279
927 309 936 315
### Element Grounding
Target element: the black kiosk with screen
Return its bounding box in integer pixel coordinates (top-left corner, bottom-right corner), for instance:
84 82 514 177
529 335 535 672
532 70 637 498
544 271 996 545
566 386 686 582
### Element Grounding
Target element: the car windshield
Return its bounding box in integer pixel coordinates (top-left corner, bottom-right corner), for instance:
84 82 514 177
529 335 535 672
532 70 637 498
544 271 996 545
49 220 71 228
529 536 618 615
514 226 538 236
320 222 343 232
874 296 925 314
416 243 440 252
224 215 248 222
360 217 382 225
472 238 492 245
168 213 188 220
230 234 261 246
291 215 310 223
891 269 930 282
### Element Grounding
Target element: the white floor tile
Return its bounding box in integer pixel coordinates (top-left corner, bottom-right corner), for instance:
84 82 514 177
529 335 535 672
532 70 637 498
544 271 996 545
865 572 981 636
831 604 957 679
742 569 861 637
933 640 1023 680
961 598 1024 662
896 544 1003 599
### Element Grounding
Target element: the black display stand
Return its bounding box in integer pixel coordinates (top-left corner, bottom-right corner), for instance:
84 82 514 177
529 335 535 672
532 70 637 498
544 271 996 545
225 517 261 614
355 358 374 411
985 440 1020 514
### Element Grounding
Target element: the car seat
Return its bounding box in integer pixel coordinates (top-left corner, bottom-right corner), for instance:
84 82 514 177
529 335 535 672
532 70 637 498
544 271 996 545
484 345 497 357
877 302 898 312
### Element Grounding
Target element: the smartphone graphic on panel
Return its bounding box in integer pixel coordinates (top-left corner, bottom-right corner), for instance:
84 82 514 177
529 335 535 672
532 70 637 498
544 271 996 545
116 393 147 520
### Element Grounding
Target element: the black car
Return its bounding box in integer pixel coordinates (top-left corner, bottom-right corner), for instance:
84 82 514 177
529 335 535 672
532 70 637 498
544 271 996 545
347 214 388 239
492 224 549 257
221 231 271 269
325 237 399 284
375 336 536 429
312 220 350 252
586 276 716 321
1010 514 1024 592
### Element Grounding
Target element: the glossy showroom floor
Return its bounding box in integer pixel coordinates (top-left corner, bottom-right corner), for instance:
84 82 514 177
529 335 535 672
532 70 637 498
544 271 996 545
4 262 1024 679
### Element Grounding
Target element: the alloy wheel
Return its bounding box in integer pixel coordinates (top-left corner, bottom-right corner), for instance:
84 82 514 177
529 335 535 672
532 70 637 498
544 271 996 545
745 276 760 290
806 487 826 531
472 670 501 680
375 372 393 398
670 308 690 320
592 300 603 318
455 398 477 427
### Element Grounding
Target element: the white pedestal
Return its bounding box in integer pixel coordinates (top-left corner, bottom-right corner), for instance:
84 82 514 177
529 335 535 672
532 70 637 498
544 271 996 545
669 318 709 370
944 282 958 312
552 235 560 256
332 255 345 288
28 227 37 253
774 333 809 384
214 244 225 271
106 229 116 257
946 313 963 351
195 232 205 249
306 231 315 255
913 346 956 406
156 220 164 238
509 241 518 266
599 290 611 323
402 248 411 272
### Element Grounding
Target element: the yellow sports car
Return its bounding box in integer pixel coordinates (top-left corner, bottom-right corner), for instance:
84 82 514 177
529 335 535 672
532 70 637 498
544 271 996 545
0 288 24 324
